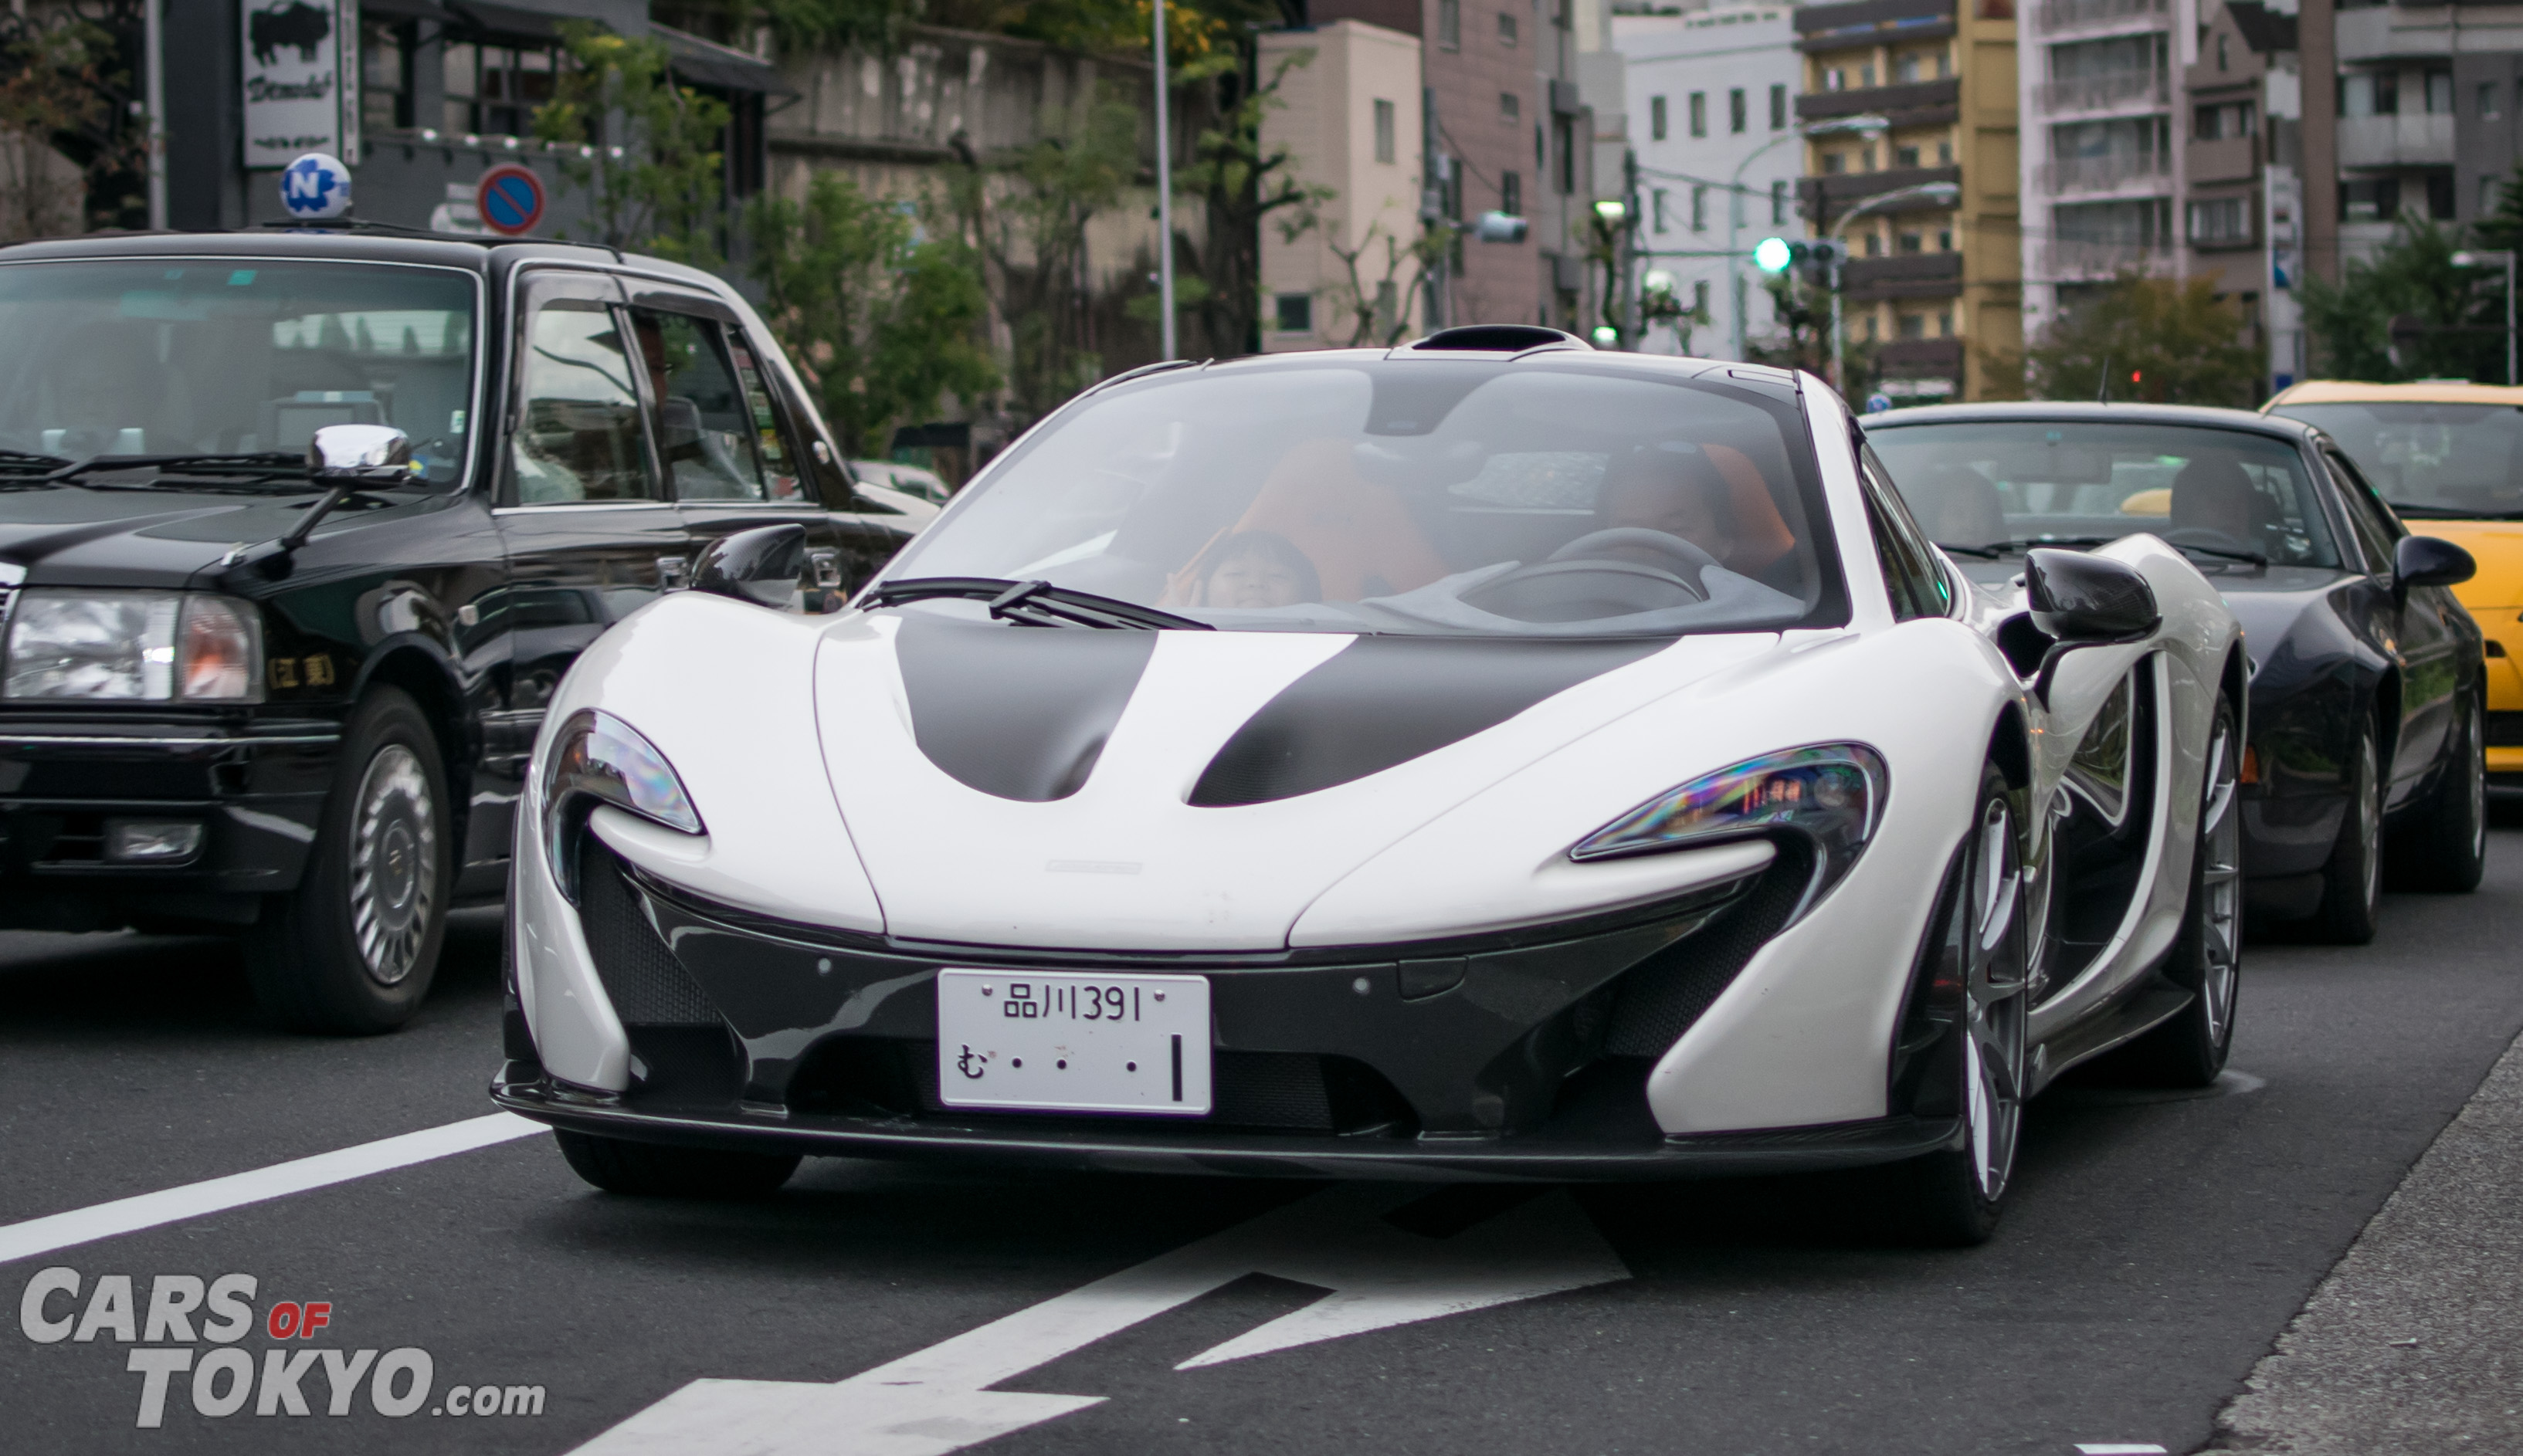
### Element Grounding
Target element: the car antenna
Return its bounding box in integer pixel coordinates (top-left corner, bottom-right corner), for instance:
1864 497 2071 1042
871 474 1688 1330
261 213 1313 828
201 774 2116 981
2097 354 2111 405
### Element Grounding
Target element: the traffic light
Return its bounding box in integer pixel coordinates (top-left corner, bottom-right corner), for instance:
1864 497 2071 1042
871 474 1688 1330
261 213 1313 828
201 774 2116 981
1752 237 1843 287
1753 236 1794 273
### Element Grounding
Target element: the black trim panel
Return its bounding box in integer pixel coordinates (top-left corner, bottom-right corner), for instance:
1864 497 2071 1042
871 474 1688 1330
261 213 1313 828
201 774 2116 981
893 615 1158 801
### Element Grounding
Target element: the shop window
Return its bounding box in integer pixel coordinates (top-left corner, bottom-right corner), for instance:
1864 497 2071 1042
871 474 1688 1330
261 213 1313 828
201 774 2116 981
444 39 560 138
361 21 412 132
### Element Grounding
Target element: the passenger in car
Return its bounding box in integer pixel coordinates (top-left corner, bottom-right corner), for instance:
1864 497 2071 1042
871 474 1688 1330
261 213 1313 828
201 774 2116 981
1185 530 1322 608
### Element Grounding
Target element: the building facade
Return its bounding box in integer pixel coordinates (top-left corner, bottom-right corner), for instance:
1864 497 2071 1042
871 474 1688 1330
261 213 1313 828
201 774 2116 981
1798 0 2021 401
1616 2 1808 357
2181 2 2300 391
2016 0 2180 343
1257 19 1430 349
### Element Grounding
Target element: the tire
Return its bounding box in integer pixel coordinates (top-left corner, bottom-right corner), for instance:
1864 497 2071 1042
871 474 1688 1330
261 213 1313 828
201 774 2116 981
1896 763 2031 1248
2312 717 2382 946
2094 695 2240 1088
2390 690 2487 894
553 1129 799 1198
244 686 451 1034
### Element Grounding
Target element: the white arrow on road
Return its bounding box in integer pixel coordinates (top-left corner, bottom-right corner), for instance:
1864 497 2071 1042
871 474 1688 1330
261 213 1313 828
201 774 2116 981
568 1183 1629 1455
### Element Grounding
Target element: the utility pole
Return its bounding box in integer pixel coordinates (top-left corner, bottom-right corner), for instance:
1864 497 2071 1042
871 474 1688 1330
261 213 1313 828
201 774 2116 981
1422 86 1450 331
144 0 165 229
1154 0 1176 359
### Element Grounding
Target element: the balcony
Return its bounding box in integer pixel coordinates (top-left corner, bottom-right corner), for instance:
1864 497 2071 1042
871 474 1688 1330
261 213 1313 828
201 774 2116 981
1845 252 1965 301
2035 0 2166 34
2186 135 2257 185
2039 239 2172 279
1799 165 1965 225
1796 0 1957 53
1875 338 1966 381
2338 113 2456 169
1797 78 1962 129
2036 152 2171 194
2033 70 2169 114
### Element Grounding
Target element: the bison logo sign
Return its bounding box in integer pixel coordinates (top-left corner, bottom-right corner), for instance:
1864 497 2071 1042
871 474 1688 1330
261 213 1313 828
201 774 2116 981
248 1 330 66
240 0 352 170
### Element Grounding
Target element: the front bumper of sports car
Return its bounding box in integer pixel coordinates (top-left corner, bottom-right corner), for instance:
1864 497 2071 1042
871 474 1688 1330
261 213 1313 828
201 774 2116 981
492 841 1962 1181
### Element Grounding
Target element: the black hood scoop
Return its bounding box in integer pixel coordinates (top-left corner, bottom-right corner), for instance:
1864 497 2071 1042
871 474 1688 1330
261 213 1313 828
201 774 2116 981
893 615 1158 802
1189 636 1667 808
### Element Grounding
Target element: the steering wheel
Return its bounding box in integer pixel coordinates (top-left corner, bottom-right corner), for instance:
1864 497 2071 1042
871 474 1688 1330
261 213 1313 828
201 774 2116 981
1463 557 1708 619
1549 527 1724 584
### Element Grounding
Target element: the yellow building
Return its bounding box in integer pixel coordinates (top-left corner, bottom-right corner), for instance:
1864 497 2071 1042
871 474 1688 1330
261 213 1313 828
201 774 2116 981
1794 0 2019 401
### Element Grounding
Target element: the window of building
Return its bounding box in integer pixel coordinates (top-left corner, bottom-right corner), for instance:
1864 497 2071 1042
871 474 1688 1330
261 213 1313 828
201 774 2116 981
1895 53 1921 83
1864 231 1884 257
2188 196 2251 243
1502 171 1522 216
2341 71 2399 118
1438 0 1460 49
1938 228 1954 250
2425 69 2453 113
361 21 412 132
1826 67 1846 92
2485 175 2503 215
1499 11 1518 45
1694 279 1710 317
1729 87 1746 134
1652 188 1669 232
2428 171 2457 220
1938 51 1952 78
1894 144 1920 168
1898 313 1927 339
1863 145 1877 171
1274 293 1314 334
1938 310 1953 337
1771 178 1788 223
443 39 560 137
1501 91 1520 122
1898 230 1923 252
1373 99 1395 164
1823 151 1846 174
1651 96 1667 141
2481 82 2502 120
2340 177 2399 221
1690 185 1708 231
1863 314 1880 342
1938 140 1955 164
2215 33 2229 71
1770 83 1788 129
1860 63 1877 86
2193 100 2257 140
1689 92 1707 137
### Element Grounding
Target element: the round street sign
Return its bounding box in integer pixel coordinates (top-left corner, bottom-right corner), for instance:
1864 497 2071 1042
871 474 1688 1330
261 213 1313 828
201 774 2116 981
280 154 352 219
475 165 546 237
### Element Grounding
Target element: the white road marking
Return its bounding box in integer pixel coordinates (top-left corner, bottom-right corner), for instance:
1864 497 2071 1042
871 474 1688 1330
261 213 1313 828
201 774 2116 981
2074 1445 2169 1454
571 1183 1629 1456
0 1113 544 1265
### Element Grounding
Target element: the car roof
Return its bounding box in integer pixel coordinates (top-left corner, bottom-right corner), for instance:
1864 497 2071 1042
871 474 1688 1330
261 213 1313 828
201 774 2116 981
0 228 730 294
1863 398 2319 445
2264 378 2523 408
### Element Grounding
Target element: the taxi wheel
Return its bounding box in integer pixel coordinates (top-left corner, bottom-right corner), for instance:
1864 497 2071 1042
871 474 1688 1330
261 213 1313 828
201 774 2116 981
2389 691 2486 894
244 687 451 1034
553 1129 800 1198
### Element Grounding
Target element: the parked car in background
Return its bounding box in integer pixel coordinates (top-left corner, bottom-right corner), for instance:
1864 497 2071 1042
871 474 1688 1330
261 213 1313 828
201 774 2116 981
1870 401 2486 944
0 229 924 1034
852 459 952 505
2265 380 2523 793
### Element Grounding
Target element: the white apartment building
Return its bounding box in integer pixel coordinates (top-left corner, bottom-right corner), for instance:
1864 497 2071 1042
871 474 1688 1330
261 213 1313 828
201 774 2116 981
2019 0 2189 337
1616 3 1807 357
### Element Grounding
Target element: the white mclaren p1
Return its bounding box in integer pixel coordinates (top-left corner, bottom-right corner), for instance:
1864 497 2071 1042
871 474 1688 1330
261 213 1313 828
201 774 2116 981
493 327 2247 1243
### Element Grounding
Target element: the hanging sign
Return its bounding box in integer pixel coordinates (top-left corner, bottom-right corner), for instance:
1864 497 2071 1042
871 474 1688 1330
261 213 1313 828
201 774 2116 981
242 0 359 171
474 165 547 237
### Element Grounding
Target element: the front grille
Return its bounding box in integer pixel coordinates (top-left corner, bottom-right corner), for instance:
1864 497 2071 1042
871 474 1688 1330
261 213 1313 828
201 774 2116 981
2488 712 2523 748
577 848 722 1027
1601 843 1809 1057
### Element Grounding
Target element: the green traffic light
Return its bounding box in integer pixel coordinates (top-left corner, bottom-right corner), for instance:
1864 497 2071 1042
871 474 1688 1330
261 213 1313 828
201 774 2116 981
1753 237 1794 273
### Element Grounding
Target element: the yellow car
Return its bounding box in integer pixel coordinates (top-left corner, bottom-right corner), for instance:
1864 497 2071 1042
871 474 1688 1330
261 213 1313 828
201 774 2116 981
2265 380 2523 787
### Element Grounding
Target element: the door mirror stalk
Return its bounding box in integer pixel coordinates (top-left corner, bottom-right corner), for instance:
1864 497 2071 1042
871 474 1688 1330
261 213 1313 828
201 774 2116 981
2024 547 2162 706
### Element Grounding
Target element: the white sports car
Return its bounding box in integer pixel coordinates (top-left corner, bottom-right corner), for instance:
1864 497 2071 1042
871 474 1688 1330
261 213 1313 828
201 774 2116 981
493 327 2246 1243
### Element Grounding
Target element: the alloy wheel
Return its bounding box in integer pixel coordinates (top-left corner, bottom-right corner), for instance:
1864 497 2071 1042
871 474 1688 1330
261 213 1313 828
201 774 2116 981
1962 798 2030 1204
2197 722 2242 1047
2464 698 2487 865
349 743 437 987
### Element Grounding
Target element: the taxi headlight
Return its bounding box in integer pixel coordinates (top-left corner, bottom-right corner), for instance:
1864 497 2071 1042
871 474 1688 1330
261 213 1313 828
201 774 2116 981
1570 743 1887 923
5 591 263 701
541 709 703 900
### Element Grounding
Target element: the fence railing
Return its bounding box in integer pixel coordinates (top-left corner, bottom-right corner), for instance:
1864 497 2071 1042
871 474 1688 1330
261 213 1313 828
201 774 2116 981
2036 152 2171 193
2040 239 2173 276
2036 0 2165 32
2035 70 2169 113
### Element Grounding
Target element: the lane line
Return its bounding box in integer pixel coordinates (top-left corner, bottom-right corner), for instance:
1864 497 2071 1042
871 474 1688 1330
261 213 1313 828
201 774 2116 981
0 1112 544 1266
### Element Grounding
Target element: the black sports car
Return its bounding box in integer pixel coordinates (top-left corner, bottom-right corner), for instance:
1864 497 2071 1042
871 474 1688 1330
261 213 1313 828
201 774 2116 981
1867 402 2485 943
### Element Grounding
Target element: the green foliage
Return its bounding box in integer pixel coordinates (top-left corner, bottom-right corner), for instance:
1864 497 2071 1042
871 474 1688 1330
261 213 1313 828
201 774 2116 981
744 172 998 457
1174 49 1333 357
751 0 922 52
2026 272 2262 405
532 23 731 266
2300 215 2504 383
0 3 144 232
1745 274 1830 378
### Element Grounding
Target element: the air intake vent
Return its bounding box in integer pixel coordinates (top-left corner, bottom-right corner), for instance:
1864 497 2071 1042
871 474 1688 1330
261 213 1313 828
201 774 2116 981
1405 325 1590 354
578 848 722 1027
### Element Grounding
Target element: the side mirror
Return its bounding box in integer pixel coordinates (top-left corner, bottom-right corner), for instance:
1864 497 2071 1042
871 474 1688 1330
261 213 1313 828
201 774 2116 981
2394 534 2475 591
690 523 807 609
307 423 411 476
2023 549 2161 706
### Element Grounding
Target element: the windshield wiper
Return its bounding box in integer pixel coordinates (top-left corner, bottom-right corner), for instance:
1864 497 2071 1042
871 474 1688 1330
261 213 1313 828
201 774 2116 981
862 577 1215 631
48 451 314 486
1944 535 2118 558
0 449 73 476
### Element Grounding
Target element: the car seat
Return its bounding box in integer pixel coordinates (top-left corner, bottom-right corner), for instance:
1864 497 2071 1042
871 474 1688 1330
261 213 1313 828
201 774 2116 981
1193 437 1451 601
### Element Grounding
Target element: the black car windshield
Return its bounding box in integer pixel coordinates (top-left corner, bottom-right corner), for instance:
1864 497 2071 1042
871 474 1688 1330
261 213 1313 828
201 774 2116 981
0 259 475 483
877 361 1843 637
1869 420 2340 567
2270 401 2523 517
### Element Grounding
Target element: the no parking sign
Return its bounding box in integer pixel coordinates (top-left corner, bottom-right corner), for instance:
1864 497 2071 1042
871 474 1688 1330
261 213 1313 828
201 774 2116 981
474 165 546 237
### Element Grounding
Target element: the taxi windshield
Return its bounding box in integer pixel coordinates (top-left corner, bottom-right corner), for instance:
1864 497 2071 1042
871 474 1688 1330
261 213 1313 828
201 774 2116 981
878 361 1844 637
1869 420 2339 567
0 259 476 483
2271 401 2523 518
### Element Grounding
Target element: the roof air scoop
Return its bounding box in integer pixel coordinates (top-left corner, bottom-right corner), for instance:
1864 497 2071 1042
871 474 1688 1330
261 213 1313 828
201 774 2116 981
1403 325 1591 355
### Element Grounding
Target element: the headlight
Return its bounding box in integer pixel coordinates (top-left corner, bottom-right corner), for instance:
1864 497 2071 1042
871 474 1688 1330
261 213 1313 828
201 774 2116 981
4 591 263 702
1569 743 1886 923
541 709 703 900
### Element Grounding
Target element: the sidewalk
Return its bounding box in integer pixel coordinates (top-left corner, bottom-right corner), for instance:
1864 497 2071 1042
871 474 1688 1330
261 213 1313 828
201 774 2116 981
2206 1026 2523 1453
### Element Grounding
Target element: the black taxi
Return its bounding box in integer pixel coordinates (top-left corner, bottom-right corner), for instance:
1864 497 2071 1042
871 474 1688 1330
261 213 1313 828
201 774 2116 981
0 229 930 1031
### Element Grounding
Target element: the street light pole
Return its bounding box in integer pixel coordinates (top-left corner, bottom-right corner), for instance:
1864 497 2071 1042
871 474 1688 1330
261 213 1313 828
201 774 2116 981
1153 0 1176 361
1826 180 1961 398
2450 249 2515 385
1725 114 1887 359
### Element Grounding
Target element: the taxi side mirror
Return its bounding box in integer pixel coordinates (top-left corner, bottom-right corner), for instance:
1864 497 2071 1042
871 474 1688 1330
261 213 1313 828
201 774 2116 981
690 523 807 609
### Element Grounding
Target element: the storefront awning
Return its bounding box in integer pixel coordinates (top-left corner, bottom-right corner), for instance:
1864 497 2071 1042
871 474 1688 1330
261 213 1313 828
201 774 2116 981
361 0 460 22
447 1 562 40
653 22 798 98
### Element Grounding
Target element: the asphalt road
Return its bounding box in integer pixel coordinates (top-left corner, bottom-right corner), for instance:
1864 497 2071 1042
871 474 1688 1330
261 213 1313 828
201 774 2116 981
3 825 2520 1456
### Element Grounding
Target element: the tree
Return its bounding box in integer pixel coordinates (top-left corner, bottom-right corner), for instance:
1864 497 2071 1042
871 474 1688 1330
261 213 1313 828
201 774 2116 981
2300 215 2503 383
531 23 731 266
1318 219 1452 347
1745 273 1830 377
0 0 144 234
745 174 999 456
2024 272 2262 405
1172 48 1332 358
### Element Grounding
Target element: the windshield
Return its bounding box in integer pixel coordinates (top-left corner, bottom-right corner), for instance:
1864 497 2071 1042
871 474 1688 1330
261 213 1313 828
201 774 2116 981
2271 401 2523 517
0 259 476 483
1868 420 2338 567
877 361 1843 637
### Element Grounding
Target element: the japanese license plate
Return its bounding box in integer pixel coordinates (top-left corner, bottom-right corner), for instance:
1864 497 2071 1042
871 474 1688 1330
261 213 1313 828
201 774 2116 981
935 969 1212 1116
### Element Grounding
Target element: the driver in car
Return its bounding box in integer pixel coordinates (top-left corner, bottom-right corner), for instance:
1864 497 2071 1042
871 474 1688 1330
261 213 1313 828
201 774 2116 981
1601 447 1740 567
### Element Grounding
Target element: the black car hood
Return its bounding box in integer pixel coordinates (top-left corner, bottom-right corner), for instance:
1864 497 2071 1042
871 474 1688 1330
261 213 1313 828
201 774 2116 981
0 483 337 588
